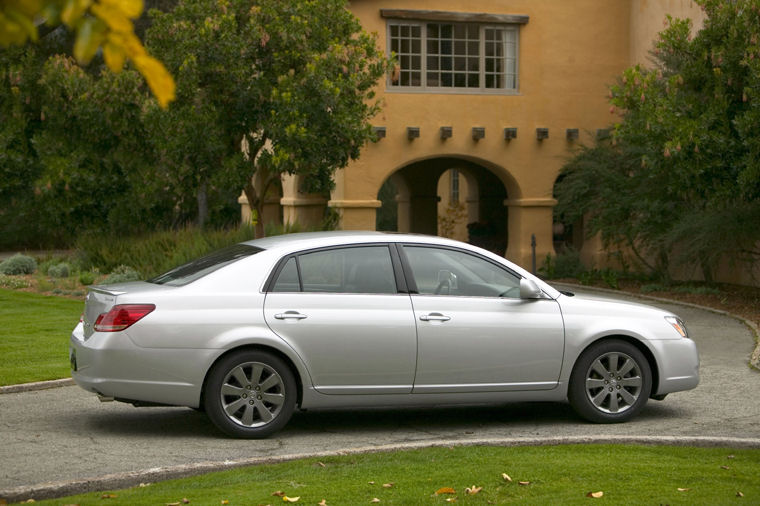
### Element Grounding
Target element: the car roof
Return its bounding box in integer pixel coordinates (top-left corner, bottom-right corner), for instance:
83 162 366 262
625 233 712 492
243 230 465 252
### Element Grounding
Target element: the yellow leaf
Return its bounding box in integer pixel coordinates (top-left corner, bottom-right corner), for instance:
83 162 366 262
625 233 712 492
90 3 132 33
283 497 300 503
370 499 380 504
317 462 326 467
73 17 106 63
737 491 744 497
721 466 731 470
103 40 126 71
165 503 180 506
318 500 327 506
221 501 229 505
435 487 456 495
518 481 531 486
677 488 690 492
382 483 394 488
465 486 482 495
445 499 456 503
501 473 512 482
133 53 176 108
100 0 143 19
586 491 604 498
61 0 91 27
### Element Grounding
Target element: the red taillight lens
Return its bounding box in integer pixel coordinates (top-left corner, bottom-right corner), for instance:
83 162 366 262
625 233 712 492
94 304 156 332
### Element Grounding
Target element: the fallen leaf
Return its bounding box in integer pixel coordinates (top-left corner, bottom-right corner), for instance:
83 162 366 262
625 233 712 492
586 491 604 498
166 503 181 506
737 491 744 497
183 500 190 505
283 497 300 503
445 499 457 503
272 491 286 497
727 455 735 459
101 495 117 499
435 487 457 495
382 483 394 488
501 473 512 482
318 500 327 506
221 501 229 505
317 462 326 467
465 486 482 495
370 499 380 503
23 501 35 504
721 465 731 470
139 483 151 487
518 481 531 486
677 488 690 492
368 481 375 485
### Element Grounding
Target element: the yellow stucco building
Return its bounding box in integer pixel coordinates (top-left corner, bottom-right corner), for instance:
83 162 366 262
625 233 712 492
242 0 705 272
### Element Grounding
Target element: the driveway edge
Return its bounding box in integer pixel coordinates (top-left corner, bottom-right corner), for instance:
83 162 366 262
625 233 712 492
554 283 760 372
2 435 759 503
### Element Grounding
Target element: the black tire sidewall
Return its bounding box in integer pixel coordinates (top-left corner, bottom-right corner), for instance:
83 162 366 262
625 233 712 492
568 339 652 423
204 350 297 438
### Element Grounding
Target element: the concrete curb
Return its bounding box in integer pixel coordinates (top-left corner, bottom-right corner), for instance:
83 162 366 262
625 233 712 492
0 378 74 394
554 283 760 372
2 435 759 503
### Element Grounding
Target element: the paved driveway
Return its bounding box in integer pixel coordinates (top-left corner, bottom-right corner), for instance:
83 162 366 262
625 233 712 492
1 290 759 500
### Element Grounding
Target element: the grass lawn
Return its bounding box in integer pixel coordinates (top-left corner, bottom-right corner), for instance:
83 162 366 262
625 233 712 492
32 445 759 505
0 288 82 386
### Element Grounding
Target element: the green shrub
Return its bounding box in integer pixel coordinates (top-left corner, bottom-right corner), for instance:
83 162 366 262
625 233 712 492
78 270 98 286
601 269 619 289
76 225 256 279
553 248 585 278
0 254 37 275
674 284 721 295
102 265 141 284
640 283 667 293
0 274 31 289
47 262 71 278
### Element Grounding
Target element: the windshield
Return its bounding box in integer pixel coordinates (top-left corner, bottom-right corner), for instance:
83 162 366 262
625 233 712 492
149 244 262 286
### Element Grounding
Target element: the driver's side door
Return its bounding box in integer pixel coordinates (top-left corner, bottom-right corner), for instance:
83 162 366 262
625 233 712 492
400 245 565 393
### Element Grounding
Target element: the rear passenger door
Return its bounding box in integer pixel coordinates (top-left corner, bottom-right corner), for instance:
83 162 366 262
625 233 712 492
263 244 417 395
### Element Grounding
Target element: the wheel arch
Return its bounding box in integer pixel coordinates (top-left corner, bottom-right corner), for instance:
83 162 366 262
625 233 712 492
573 334 660 398
200 345 305 409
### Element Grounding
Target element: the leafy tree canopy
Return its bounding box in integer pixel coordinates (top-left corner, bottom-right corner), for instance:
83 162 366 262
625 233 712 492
556 0 760 281
145 0 390 234
0 0 174 106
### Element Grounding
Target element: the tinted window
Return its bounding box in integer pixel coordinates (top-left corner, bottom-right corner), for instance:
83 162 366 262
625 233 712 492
271 246 397 294
149 244 261 287
403 246 521 297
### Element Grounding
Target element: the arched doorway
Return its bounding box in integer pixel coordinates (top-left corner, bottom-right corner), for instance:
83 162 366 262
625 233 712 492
376 156 511 255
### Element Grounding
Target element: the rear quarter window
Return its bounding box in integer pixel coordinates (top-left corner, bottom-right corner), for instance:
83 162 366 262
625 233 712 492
149 244 262 286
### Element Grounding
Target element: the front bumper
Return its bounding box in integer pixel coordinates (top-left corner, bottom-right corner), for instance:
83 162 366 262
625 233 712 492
650 337 700 395
70 322 217 408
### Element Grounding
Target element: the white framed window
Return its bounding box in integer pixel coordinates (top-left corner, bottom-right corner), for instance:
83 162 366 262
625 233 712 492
388 20 519 93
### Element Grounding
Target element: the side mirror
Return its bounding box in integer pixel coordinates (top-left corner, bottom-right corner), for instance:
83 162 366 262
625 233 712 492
519 278 543 299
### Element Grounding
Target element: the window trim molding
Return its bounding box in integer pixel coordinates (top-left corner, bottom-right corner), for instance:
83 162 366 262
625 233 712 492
380 9 529 25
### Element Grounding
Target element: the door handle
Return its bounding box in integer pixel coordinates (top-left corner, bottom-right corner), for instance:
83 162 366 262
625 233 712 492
419 313 451 322
274 311 308 320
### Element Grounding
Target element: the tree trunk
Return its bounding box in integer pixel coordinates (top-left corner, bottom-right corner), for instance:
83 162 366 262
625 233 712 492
197 181 208 229
243 179 265 238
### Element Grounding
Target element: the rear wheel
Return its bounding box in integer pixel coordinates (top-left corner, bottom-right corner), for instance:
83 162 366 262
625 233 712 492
204 350 296 438
568 340 652 423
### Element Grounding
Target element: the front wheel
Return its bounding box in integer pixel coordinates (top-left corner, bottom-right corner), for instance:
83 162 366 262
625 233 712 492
204 350 297 438
568 340 652 423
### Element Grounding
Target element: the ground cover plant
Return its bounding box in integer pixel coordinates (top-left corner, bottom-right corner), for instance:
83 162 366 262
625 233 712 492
30 445 759 505
0 288 82 386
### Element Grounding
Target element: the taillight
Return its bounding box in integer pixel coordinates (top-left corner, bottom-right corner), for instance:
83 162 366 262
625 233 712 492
94 304 156 332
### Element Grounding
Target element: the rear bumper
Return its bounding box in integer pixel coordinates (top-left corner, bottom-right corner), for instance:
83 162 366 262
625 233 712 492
70 323 216 408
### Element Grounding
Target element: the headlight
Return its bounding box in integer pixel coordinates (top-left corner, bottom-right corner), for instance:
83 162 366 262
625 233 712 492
665 316 689 338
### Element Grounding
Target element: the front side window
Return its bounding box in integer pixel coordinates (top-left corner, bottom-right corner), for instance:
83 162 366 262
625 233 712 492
270 246 397 295
389 21 518 92
403 246 521 298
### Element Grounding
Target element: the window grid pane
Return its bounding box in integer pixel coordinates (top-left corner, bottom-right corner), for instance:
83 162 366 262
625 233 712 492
389 21 517 91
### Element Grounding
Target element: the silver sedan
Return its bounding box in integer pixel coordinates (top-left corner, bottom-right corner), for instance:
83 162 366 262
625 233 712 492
70 232 699 438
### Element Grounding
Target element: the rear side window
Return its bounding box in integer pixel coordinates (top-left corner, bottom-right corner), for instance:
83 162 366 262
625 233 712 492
149 244 262 286
270 245 397 294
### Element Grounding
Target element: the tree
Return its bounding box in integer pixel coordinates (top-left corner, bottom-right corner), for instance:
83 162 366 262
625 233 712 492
0 0 175 107
555 0 760 282
146 0 389 235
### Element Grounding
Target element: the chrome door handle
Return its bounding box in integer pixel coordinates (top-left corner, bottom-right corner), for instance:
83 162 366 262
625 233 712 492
274 311 308 320
419 313 451 322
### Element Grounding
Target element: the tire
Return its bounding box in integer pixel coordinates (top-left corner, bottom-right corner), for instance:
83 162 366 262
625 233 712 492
568 339 652 423
204 350 297 438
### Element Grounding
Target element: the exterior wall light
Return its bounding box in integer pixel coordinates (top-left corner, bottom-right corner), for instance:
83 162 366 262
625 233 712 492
536 128 549 140
440 126 453 139
504 127 518 140
372 126 386 139
407 127 420 140
471 127 485 140
566 128 579 141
